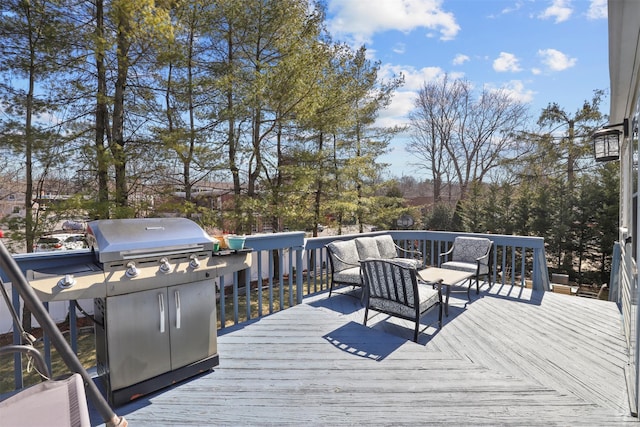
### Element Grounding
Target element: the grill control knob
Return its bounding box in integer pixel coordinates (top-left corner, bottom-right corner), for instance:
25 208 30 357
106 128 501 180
189 254 200 269
159 257 172 273
57 274 76 289
125 262 139 278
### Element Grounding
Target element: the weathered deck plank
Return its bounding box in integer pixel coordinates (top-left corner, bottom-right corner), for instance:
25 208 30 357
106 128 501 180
90 284 636 426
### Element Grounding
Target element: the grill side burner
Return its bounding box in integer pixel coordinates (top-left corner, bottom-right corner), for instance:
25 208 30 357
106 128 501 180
27 218 251 406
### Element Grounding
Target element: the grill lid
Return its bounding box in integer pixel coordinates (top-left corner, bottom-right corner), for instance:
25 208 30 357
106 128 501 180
87 218 215 263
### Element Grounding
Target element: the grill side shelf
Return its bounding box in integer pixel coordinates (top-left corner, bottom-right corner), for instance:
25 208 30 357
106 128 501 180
212 248 251 256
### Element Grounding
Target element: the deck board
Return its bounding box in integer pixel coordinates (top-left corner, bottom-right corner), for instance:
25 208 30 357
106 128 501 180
90 284 636 426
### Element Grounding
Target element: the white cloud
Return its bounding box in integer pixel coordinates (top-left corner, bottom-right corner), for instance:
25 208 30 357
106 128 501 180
375 63 453 128
493 52 522 73
453 54 470 66
393 43 406 54
380 63 447 90
495 80 536 104
538 48 576 71
531 68 542 75
587 0 607 20
539 0 573 23
327 0 461 46
375 90 417 128
501 1 524 15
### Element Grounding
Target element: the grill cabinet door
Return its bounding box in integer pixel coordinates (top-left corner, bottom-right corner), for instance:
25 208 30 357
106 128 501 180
105 288 171 390
168 279 217 369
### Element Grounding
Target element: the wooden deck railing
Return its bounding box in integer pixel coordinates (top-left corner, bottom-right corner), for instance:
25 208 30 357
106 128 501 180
0 230 549 393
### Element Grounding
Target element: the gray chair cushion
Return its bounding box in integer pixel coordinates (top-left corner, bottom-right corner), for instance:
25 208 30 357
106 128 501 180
441 260 489 275
394 257 422 269
355 237 381 260
450 237 492 264
374 235 398 259
333 266 361 285
370 282 440 318
327 240 359 272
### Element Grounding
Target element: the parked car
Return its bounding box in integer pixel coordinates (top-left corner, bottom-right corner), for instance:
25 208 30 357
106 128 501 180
34 233 87 252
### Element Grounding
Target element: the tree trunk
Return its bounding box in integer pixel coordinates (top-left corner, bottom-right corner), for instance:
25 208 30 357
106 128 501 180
22 51 36 332
313 132 324 237
110 12 130 212
94 0 110 219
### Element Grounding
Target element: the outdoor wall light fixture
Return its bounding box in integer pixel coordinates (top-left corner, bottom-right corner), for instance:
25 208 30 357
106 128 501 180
592 118 628 162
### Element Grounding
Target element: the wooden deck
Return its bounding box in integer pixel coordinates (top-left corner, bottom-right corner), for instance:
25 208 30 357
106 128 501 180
90 283 636 426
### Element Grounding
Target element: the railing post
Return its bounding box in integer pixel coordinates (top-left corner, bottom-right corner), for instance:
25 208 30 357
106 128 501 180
610 241 622 302
295 246 304 305
532 246 551 291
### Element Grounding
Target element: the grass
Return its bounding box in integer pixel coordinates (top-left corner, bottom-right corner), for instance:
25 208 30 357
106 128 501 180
1 273 330 394
0 321 96 394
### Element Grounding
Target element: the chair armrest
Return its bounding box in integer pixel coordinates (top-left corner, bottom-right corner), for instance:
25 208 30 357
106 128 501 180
440 246 454 257
395 244 422 258
475 242 493 264
476 251 490 263
439 246 454 265
0 345 50 379
328 252 360 269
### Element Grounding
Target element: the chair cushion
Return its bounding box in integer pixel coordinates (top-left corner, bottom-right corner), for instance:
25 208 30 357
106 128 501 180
374 235 398 259
327 240 359 272
451 237 491 263
333 266 361 285
441 261 489 275
393 257 422 269
417 283 441 313
370 282 439 318
355 237 381 260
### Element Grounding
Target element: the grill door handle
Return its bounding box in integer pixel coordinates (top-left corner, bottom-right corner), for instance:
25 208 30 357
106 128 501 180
159 293 165 334
175 290 181 329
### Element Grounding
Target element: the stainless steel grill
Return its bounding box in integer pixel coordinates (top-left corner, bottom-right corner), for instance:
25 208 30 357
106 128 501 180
27 217 251 406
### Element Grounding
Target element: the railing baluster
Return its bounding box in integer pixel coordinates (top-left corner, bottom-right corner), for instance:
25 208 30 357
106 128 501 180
257 251 263 318
245 263 251 321
268 250 274 314
219 275 226 328
69 301 78 354
233 271 239 325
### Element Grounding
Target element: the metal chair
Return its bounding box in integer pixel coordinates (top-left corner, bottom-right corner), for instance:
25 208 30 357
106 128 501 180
326 240 362 298
360 259 442 342
0 345 91 427
439 236 493 300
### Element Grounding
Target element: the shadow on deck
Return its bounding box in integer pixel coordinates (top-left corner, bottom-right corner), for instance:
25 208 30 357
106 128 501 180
90 283 635 426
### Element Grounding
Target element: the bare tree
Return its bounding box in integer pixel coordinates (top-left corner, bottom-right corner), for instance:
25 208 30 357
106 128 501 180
407 75 462 202
407 76 529 200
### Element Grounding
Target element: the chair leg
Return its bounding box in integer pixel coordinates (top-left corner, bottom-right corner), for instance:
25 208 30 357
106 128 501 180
476 276 480 295
413 321 419 342
363 307 369 326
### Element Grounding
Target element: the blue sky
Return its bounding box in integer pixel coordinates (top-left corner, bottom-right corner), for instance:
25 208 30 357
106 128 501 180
324 0 610 176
